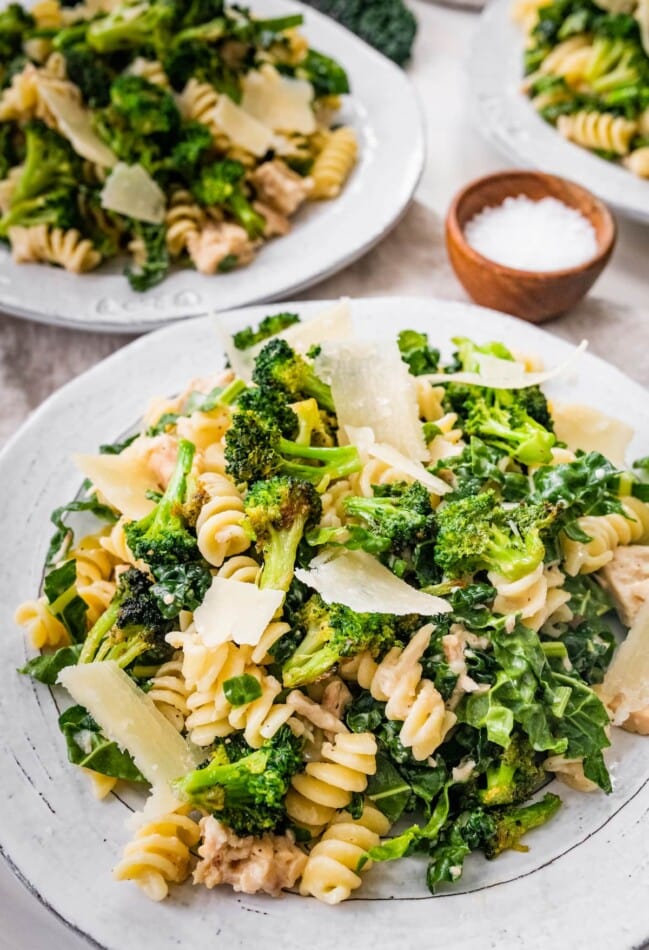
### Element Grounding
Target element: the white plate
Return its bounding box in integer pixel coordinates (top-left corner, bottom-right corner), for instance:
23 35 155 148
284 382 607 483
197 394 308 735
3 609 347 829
1 297 648 950
468 0 649 225
0 1 424 332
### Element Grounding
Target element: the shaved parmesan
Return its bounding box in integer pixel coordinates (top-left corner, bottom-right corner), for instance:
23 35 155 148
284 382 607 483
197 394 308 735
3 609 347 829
241 65 315 134
599 600 649 726
216 299 352 383
295 550 451 616
37 79 117 167
346 425 450 495
101 162 166 224
213 94 274 157
420 340 588 389
58 662 202 788
315 340 427 460
552 403 633 467
73 447 157 520
194 577 284 647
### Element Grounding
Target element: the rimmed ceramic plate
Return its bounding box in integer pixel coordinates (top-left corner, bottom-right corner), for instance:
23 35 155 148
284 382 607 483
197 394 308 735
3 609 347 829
468 0 649 226
1 297 648 949
0 1 424 333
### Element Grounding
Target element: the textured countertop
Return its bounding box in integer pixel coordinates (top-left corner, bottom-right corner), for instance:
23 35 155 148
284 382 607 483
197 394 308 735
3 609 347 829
0 2 647 948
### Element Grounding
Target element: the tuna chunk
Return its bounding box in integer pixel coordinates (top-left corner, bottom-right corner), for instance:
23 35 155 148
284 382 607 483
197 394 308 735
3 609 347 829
600 545 649 627
186 222 255 275
249 160 312 216
193 817 307 896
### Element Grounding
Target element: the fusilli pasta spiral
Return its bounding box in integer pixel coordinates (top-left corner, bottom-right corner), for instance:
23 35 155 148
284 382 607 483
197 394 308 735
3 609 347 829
15 597 70 649
113 808 200 901
9 224 101 272
165 188 205 257
299 802 391 904
557 111 638 155
148 653 191 732
227 672 296 748
194 473 250 567
286 732 377 835
561 496 649 575
310 127 358 199
489 563 572 632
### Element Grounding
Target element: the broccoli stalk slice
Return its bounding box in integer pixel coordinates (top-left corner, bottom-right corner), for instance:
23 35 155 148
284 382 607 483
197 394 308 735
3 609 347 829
124 439 198 565
256 517 307 593
483 793 561 859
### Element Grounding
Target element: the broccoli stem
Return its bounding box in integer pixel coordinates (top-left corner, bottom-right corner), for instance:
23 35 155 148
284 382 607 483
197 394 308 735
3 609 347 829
278 438 359 477
79 600 121 664
258 518 306 592
484 793 561 859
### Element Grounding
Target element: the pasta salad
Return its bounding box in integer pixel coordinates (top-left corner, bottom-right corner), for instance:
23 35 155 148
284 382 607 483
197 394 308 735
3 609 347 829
16 304 649 905
515 0 649 179
0 1 358 289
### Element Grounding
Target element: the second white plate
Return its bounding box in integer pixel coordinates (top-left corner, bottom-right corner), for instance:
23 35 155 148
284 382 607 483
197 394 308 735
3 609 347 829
468 0 649 225
0 0 425 332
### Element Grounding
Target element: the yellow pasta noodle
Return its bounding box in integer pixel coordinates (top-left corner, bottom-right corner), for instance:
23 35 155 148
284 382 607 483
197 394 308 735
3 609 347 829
310 127 358 199
489 563 572 632
194 473 250 568
15 597 70 649
299 802 391 904
557 110 638 155
147 653 191 732
113 808 200 901
285 731 377 836
165 189 206 257
9 225 101 273
561 496 649 575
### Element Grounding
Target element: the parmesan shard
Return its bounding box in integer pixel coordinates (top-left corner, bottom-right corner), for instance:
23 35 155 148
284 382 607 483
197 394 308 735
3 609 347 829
73 446 157 520
213 94 274 157
100 162 166 224
346 426 450 495
37 79 117 167
315 339 428 460
241 65 315 134
58 662 203 788
551 403 633 467
193 577 285 647
420 340 588 390
599 599 649 728
217 299 353 383
295 549 451 616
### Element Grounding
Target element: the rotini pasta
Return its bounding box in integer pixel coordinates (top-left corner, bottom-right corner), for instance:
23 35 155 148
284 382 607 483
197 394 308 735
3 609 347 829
299 802 391 904
194 473 250 567
15 597 70 649
285 732 377 835
113 807 200 901
557 111 638 155
147 653 191 732
9 224 101 273
561 496 649 575
489 563 572 632
310 127 358 199
165 189 205 258
227 672 296 748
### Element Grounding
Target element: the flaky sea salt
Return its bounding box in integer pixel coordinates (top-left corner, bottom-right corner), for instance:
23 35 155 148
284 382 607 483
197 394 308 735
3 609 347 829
464 195 598 271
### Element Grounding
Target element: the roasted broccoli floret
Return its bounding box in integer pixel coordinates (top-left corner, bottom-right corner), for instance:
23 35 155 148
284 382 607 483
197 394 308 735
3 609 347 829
94 75 181 169
252 338 335 413
61 44 115 107
236 387 299 439
344 481 435 552
479 733 546 806
233 312 300 351
434 489 555 581
282 593 398 687
166 121 213 180
0 4 34 78
87 1 173 53
124 220 169 292
78 567 173 666
243 476 322 592
302 0 417 66
0 122 81 237
0 122 20 181
459 388 556 466
173 726 302 836
483 792 561 859
191 160 266 238
124 438 199 566
225 411 360 485
397 328 440 375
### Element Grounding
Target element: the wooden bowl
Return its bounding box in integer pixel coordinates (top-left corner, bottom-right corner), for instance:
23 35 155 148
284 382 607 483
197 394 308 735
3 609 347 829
445 170 616 323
